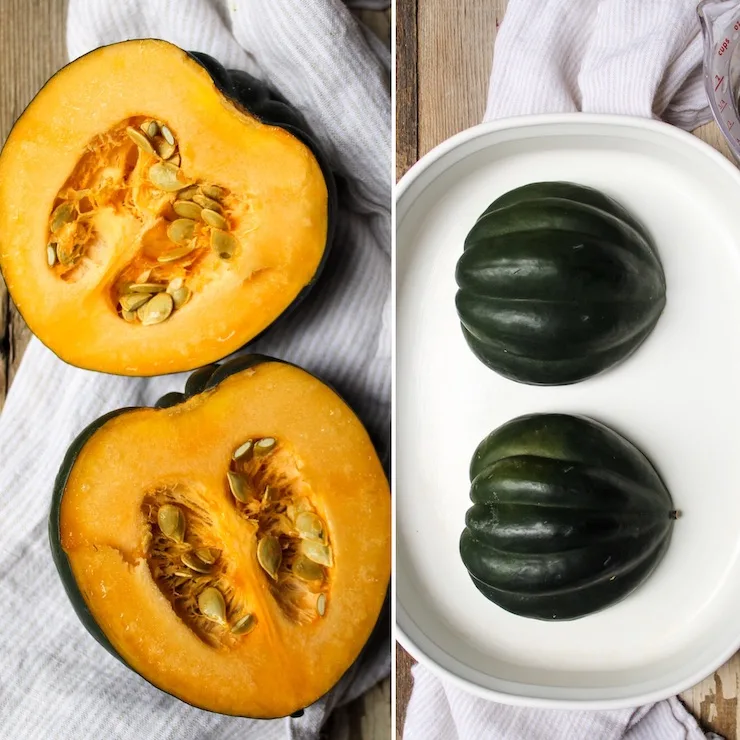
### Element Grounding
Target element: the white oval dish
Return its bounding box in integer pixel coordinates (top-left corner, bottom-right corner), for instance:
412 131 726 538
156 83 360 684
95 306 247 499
395 113 740 708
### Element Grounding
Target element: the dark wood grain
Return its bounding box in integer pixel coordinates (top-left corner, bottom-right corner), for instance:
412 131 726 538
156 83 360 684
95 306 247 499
396 0 417 179
395 646 416 740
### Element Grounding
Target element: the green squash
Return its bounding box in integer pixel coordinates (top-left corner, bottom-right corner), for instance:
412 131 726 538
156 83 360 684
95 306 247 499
459 413 678 620
455 182 666 385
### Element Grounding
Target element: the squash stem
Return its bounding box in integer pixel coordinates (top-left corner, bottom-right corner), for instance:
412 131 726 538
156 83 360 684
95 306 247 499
669 510 681 520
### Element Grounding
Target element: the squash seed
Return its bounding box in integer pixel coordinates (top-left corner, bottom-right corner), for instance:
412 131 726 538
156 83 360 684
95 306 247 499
161 125 175 145
136 269 152 283
129 282 166 293
157 504 185 542
257 536 282 580
293 555 324 582
316 593 327 617
181 551 212 574
126 126 156 155
227 471 252 503
56 241 80 265
173 200 202 220
232 440 254 461
154 138 176 160
167 218 196 245
198 587 226 624
211 230 237 259
261 485 275 506
294 497 312 514
196 548 220 565
158 244 195 263
177 185 199 200
137 292 173 325
201 208 228 229
141 120 159 138
122 309 137 323
167 277 184 293
171 286 191 309
295 512 325 542
202 184 226 201
149 162 190 192
120 293 152 311
173 570 192 579
254 438 277 456
301 539 333 567
231 613 256 635
46 244 57 267
193 193 222 212
168 152 181 167
51 202 75 232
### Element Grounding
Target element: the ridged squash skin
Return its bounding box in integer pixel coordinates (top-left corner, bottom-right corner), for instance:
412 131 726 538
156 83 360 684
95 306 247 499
460 413 677 620
455 182 666 385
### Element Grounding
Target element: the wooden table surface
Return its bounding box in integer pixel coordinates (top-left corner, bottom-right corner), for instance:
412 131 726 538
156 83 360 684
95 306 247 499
0 2 390 738
396 1 739 738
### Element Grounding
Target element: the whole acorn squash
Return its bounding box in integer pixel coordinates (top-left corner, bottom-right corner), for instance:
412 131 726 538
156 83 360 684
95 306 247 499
455 182 666 385
460 413 677 621
49 355 390 718
0 39 337 376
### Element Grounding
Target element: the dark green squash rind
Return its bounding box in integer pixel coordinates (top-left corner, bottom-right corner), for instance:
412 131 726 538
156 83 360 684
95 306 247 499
460 414 676 620
456 182 666 385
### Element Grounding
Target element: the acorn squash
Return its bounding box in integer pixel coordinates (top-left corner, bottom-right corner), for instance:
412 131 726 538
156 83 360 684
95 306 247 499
460 413 677 620
455 182 666 385
0 39 336 375
49 355 390 717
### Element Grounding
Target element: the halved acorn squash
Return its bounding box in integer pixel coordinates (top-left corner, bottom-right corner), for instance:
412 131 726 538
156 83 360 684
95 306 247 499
49 356 390 718
0 39 336 375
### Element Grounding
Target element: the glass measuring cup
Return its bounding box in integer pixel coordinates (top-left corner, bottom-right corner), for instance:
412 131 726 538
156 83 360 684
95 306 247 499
699 0 740 160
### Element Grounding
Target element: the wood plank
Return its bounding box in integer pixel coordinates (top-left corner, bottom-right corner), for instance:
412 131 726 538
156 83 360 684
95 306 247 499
396 0 418 179
401 0 740 737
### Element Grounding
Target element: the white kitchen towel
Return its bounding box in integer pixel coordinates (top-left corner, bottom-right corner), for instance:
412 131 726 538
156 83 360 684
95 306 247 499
405 1 725 739
0 1 390 739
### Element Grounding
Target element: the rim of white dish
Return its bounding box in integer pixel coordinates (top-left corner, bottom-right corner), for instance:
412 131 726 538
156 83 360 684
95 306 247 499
395 112 740 710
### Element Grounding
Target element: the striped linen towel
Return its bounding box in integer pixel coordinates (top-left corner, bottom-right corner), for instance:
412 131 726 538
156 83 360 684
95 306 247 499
0 1 390 738
405 1 723 738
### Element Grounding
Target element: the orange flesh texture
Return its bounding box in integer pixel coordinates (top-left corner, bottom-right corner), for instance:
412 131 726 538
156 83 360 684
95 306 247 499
59 362 390 717
0 40 328 375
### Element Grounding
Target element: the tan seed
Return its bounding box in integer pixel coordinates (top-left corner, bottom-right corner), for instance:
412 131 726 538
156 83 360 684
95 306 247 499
154 137 176 160
211 230 237 259
293 555 324 582
136 269 152 283
140 120 159 138
129 282 167 293
295 512 325 542
137 292 173 325
198 587 226 624
167 277 184 293
120 293 152 311
181 551 211 574
173 570 192 579
257 536 282 581
149 162 190 192
227 471 251 503
193 193 222 212
254 438 277 456
202 184 226 200
301 539 333 567
167 218 196 245
286 504 296 522
51 202 75 232
177 185 199 200
201 208 228 229
261 486 275 506
295 497 312 514
46 244 57 267
126 126 156 154
157 504 185 542
173 200 202 220
168 152 181 167
195 548 220 565
56 241 79 265
231 613 256 635
232 440 254 461
317 593 327 617
158 245 195 263
122 309 137 323
161 125 175 146
171 286 191 309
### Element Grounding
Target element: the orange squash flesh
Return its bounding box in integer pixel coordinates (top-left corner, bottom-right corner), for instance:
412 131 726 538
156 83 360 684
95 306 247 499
0 40 329 375
58 361 390 717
